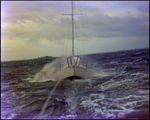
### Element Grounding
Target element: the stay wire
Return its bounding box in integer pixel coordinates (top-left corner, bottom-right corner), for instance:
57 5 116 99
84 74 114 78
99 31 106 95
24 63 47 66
62 17 63 56
61 3 65 57
74 21 81 55
82 15 89 55
79 1 84 55
65 18 72 56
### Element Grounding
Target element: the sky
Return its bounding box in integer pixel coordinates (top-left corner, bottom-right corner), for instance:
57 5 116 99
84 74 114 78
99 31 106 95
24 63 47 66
1 1 149 61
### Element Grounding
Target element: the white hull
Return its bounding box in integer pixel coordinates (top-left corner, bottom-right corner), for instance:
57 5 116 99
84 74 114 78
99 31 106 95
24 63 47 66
54 66 92 80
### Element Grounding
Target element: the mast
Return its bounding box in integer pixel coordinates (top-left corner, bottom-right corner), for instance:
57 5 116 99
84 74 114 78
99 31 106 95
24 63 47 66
72 1 74 56
63 1 80 56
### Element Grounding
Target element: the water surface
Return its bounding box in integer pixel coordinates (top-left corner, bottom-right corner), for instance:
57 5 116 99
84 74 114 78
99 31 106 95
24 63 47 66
1 48 149 119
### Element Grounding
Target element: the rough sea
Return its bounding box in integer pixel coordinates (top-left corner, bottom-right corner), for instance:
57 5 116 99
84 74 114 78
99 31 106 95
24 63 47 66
1 48 149 119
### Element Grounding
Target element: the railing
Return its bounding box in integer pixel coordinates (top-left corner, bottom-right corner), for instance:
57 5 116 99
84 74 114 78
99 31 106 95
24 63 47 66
67 56 81 67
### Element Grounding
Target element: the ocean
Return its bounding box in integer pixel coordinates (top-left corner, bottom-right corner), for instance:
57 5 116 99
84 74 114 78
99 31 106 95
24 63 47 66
1 48 149 119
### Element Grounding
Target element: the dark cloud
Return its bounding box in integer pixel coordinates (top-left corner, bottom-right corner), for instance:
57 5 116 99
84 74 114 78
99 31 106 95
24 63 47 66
78 4 149 39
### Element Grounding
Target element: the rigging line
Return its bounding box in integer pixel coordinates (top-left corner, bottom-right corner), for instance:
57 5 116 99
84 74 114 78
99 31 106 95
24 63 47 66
73 3 77 55
63 2 70 57
79 1 82 14
74 21 77 55
82 14 89 55
62 2 66 57
81 15 90 55
85 15 90 56
65 18 72 56
74 21 80 55
77 21 82 55
77 18 83 56
69 19 72 56
87 38 90 55
86 37 90 55
62 16 63 57
77 22 81 55
81 14 84 55
79 1 84 55
38 69 68 119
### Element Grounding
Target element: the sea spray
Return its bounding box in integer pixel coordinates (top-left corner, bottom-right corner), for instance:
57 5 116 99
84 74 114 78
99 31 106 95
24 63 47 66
23 56 112 82
80 55 117 78
31 56 98 83
31 57 68 82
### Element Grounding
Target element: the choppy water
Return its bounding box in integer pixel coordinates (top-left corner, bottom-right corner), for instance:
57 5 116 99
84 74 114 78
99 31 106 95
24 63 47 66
1 48 149 119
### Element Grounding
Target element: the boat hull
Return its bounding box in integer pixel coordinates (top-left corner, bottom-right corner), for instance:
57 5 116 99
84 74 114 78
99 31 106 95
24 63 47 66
54 66 92 80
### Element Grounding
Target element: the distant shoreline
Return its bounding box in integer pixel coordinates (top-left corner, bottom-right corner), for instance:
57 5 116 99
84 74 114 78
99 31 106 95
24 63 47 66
1 56 56 63
1 47 149 63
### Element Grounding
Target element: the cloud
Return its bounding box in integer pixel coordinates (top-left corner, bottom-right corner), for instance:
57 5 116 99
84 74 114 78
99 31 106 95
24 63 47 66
2 1 148 41
80 3 149 39
1 1 149 61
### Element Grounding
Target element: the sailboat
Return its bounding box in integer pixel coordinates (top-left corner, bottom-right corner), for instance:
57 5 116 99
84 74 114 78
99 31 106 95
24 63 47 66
54 1 92 80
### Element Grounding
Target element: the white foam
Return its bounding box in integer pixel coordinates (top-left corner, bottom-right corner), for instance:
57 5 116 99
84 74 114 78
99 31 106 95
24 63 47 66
1 93 5 97
138 89 149 94
109 61 118 65
6 113 17 119
100 77 136 91
115 95 149 102
29 57 68 82
74 78 91 83
60 114 77 119
111 95 149 112
92 71 113 78
101 80 121 90
79 92 149 119
117 108 135 118
80 93 105 113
